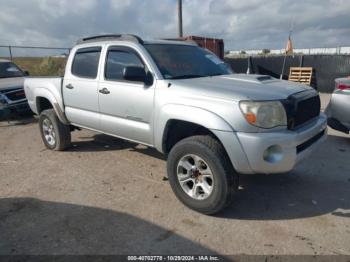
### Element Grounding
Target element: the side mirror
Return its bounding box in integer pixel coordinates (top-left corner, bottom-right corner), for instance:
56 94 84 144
123 66 147 83
24 71 30 76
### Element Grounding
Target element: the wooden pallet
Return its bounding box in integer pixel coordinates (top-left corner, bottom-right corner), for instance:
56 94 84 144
288 67 313 85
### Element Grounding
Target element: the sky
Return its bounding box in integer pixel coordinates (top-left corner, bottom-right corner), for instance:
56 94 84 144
0 0 349 55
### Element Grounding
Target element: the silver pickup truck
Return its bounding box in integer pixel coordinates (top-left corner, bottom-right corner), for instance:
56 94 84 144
24 34 327 214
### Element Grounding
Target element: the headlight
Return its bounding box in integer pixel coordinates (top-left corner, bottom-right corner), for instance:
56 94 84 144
239 101 287 129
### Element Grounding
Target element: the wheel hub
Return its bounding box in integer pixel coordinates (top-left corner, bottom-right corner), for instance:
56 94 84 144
42 118 56 146
191 167 200 178
177 154 214 200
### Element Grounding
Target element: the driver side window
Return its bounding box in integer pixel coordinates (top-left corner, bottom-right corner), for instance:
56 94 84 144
105 49 144 81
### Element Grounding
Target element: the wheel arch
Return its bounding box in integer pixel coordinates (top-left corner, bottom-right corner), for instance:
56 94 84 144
162 119 225 154
155 104 233 154
36 95 69 125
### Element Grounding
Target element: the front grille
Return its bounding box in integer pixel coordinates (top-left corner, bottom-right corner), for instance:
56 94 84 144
3 88 26 101
282 91 321 130
293 95 321 128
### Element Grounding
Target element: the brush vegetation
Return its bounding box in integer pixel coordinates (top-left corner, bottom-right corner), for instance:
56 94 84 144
7 57 67 76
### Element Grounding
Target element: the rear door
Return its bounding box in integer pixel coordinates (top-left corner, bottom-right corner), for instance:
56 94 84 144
63 46 102 129
98 45 155 145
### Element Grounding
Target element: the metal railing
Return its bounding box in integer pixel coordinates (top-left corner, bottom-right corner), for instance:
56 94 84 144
227 46 350 56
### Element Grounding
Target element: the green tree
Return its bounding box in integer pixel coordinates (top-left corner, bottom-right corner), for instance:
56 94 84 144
261 49 270 55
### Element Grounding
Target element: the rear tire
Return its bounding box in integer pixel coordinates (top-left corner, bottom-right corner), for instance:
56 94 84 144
167 135 238 215
39 109 71 151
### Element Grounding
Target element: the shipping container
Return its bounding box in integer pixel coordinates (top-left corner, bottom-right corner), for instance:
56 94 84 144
183 36 225 59
164 36 225 59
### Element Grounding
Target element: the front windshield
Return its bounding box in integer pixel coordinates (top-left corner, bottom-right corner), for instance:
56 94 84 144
144 44 232 79
0 62 24 78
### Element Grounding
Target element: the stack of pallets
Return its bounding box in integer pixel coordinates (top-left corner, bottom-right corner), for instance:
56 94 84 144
288 67 313 85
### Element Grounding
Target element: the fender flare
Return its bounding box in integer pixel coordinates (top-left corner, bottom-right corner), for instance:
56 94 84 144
34 87 69 125
154 104 233 152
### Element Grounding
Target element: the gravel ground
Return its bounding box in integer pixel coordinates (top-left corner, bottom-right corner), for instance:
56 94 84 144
0 94 349 255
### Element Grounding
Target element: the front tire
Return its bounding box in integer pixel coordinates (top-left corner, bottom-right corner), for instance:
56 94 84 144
39 109 71 151
167 135 238 215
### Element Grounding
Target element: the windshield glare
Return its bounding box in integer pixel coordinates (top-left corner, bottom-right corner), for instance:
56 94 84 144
144 44 232 79
0 62 24 78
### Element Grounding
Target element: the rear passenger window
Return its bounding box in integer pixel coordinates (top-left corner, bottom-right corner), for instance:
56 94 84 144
72 47 101 79
105 49 144 81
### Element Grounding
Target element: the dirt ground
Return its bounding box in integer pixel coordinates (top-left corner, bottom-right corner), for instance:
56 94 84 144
0 94 349 255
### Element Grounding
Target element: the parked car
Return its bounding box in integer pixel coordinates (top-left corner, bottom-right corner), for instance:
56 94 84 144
326 77 350 134
0 59 30 118
24 34 327 214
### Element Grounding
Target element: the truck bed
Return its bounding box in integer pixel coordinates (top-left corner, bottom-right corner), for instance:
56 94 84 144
24 77 64 115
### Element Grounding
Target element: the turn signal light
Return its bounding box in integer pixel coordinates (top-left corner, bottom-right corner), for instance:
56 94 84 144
245 112 257 124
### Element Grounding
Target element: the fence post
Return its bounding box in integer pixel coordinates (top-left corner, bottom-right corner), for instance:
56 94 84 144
8 46 13 60
280 55 287 80
299 55 304 67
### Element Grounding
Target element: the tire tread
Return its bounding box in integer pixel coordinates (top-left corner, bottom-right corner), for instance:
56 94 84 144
39 109 71 151
167 135 238 215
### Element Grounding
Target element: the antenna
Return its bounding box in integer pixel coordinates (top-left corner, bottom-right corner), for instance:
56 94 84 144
288 19 294 39
280 19 295 80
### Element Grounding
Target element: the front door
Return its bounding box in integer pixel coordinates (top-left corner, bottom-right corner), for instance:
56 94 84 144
98 46 155 145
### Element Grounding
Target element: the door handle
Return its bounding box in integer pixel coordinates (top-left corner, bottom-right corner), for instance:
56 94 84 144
99 88 110 95
65 84 74 89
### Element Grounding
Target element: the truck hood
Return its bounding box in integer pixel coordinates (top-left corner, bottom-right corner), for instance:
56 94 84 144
170 74 314 101
0 77 25 91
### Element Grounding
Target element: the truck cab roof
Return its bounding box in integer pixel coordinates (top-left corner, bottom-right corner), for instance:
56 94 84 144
75 34 196 48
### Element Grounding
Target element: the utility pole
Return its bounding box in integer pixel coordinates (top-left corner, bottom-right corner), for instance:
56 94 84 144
177 0 183 38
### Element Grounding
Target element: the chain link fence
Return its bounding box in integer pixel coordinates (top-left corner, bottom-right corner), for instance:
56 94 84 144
0 45 70 76
1 44 350 92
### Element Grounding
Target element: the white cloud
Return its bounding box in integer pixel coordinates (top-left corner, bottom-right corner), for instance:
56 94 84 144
110 0 133 10
37 0 97 18
0 0 349 54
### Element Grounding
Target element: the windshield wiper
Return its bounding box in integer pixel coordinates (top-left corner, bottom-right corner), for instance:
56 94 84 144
168 74 206 80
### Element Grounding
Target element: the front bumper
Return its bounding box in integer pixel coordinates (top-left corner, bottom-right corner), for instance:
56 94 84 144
0 87 30 117
325 92 350 134
0 100 30 118
235 113 327 174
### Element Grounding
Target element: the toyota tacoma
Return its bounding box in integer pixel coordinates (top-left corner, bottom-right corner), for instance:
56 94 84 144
24 35 327 214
